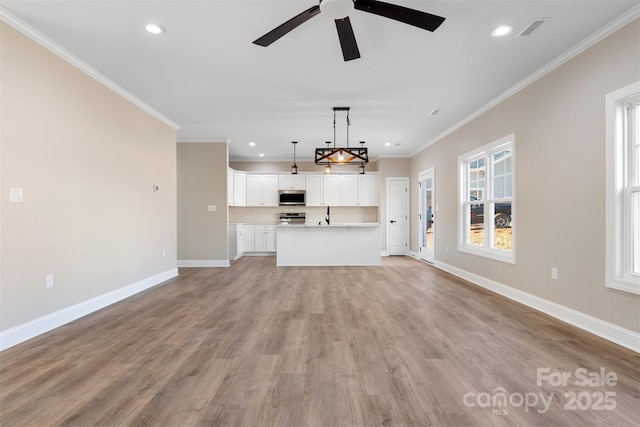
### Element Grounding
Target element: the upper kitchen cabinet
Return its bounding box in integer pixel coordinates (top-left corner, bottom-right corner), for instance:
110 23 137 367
339 174 377 206
356 174 378 206
305 174 324 206
278 174 306 190
246 174 278 206
323 175 342 206
306 173 377 207
228 169 246 206
339 175 359 206
306 174 339 206
227 168 234 206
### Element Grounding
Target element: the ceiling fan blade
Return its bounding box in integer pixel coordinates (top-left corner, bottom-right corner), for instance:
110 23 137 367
354 0 445 32
335 17 361 61
253 5 321 46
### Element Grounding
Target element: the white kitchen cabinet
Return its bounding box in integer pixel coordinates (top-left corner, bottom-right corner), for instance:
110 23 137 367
339 174 378 206
323 175 341 206
244 224 254 252
356 174 378 206
246 174 278 206
305 173 377 206
236 224 245 258
305 174 324 206
339 174 359 206
246 175 261 205
227 168 234 206
278 174 306 190
254 225 277 252
306 174 341 206
228 224 237 260
231 171 246 206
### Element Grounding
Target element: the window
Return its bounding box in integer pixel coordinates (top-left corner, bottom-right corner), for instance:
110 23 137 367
459 134 515 263
606 82 640 294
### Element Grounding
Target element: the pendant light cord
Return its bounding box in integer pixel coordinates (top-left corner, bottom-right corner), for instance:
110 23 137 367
346 110 350 148
333 110 336 148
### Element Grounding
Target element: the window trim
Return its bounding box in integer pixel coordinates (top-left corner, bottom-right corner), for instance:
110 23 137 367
458 134 516 264
605 81 640 295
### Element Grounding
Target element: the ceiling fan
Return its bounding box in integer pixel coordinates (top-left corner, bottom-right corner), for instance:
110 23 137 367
253 0 446 62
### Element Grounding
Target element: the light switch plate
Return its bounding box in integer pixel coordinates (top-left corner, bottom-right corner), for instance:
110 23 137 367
10 188 24 203
208 205 216 212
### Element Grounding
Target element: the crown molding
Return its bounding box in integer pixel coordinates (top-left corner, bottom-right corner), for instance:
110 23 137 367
410 4 640 157
0 7 180 131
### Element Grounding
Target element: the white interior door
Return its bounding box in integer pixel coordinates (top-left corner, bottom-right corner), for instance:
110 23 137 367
387 178 409 256
419 169 435 263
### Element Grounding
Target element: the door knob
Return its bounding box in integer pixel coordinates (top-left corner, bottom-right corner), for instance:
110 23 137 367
390 220 397 223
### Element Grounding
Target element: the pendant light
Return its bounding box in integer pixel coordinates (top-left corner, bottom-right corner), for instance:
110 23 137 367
315 107 368 171
323 141 332 174
290 141 298 174
358 141 366 174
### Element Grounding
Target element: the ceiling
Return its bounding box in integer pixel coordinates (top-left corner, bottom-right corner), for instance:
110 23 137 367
2 1 637 162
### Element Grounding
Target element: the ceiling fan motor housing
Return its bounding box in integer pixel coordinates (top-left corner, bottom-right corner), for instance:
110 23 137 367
320 0 355 20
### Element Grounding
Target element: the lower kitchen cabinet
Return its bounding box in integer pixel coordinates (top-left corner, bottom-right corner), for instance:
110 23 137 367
231 224 275 257
236 224 245 258
244 224 254 252
254 225 277 252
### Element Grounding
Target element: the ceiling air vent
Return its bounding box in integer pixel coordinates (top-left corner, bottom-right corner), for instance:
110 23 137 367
517 18 551 37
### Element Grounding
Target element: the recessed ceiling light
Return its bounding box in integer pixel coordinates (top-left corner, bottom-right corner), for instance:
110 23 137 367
145 24 165 35
491 25 513 37
385 142 391 147
249 142 256 147
429 109 440 116
259 153 265 157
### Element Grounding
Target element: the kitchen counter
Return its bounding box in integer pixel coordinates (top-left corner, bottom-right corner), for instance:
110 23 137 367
276 223 381 266
281 222 379 227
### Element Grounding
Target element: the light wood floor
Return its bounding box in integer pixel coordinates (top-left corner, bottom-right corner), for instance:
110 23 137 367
1 256 638 426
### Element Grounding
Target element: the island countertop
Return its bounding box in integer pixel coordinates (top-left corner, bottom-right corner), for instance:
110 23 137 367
278 223 380 228
276 223 381 266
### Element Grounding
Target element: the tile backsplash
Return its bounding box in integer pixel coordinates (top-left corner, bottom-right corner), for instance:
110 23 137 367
229 206 378 225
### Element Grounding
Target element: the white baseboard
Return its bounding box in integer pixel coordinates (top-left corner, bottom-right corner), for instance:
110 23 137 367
0 268 179 351
434 261 640 353
177 259 230 267
381 250 389 257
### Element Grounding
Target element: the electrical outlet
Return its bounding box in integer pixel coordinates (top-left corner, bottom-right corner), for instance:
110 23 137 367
551 267 558 280
46 274 54 288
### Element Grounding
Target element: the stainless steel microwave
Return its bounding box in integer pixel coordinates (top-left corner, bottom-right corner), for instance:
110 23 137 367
279 190 305 206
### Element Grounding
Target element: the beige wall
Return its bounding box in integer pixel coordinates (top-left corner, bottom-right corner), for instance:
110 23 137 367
177 143 229 262
410 19 640 332
0 23 177 331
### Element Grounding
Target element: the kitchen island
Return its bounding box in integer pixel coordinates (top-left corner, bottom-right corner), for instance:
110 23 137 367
276 223 381 266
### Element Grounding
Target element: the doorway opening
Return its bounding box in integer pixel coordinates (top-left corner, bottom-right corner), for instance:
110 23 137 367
419 168 435 263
